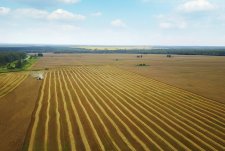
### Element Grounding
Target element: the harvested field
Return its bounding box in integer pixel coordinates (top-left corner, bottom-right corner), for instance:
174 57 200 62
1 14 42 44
33 53 225 103
0 76 42 151
0 72 28 98
23 66 225 151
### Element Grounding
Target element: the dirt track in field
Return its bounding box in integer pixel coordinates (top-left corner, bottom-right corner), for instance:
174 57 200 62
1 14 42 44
23 66 225 151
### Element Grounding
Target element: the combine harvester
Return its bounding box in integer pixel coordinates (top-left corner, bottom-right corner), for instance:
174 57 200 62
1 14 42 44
31 71 44 80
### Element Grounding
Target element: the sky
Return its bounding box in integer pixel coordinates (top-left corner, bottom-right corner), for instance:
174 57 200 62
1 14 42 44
0 0 225 46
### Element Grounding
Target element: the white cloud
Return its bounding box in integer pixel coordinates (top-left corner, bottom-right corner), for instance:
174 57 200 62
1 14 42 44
160 21 187 29
111 19 126 27
15 8 48 19
47 9 86 20
0 7 11 15
61 24 81 31
0 7 85 21
57 0 80 4
91 11 102 17
178 0 215 12
4 0 80 7
157 15 187 29
159 22 173 29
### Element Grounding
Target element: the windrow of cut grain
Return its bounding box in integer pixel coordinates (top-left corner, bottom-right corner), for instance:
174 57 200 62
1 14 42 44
24 66 225 151
0 73 28 98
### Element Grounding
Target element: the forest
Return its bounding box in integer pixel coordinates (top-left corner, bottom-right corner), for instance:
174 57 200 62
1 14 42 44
1 46 225 56
0 51 26 66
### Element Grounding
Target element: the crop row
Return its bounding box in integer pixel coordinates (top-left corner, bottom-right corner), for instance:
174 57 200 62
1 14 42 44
0 73 27 98
25 66 225 151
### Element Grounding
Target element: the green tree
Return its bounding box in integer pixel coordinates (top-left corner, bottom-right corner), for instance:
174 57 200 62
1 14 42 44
15 60 23 68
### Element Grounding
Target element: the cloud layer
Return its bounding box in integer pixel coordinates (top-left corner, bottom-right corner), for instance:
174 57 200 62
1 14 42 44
178 0 215 12
157 15 187 30
0 0 225 45
0 7 10 15
2 7 86 21
48 9 85 20
111 19 126 27
57 0 80 4
91 11 102 17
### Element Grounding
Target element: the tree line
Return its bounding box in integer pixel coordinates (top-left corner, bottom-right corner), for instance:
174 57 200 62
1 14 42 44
0 52 26 66
1 46 225 56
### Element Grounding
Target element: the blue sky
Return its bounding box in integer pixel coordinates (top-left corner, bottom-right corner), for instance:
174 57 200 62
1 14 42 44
0 0 225 45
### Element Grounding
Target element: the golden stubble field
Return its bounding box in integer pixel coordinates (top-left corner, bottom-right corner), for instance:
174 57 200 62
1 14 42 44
34 53 225 103
0 74 41 151
0 53 225 151
22 66 225 151
0 72 28 98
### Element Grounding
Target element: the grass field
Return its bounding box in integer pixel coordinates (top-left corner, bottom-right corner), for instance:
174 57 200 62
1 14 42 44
22 66 225 150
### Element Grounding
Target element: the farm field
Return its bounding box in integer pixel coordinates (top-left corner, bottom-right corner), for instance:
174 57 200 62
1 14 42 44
33 53 225 103
0 54 225 151
2 0 225 150
23 66 225 150
0 72 28 98
0 76 42 151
